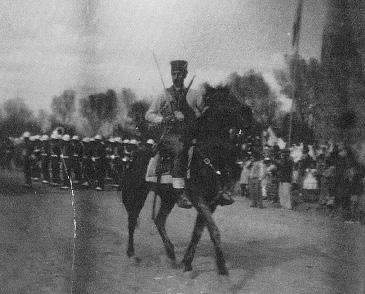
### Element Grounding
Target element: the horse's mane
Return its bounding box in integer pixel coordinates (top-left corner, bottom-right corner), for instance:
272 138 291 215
202 83 254 133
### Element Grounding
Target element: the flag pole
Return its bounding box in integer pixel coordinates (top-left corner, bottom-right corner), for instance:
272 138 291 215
288 0 304 147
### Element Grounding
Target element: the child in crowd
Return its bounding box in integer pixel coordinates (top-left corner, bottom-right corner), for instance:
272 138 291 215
239 153 252 198
248 149 264 209
266 154 279 204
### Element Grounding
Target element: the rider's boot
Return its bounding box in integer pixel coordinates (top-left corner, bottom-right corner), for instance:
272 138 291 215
175 189 193 209
216 186 235 206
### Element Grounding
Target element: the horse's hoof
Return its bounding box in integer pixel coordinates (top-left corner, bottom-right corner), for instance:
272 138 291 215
127 255 141 266
171 261 180 269
165 257 179 269
133 256 142 265
218 270 229 277
211 275 232 294
127 249 134 258
217 273 231 286
183 270 199 279
183 263 193 272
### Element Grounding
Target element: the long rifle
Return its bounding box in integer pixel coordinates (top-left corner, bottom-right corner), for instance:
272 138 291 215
152 52 171 112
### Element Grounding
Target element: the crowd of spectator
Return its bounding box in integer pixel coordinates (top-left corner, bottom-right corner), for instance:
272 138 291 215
238 141 365 224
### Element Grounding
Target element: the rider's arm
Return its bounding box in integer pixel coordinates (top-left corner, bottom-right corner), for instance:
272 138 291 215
145 96 163 124
186 89 205 118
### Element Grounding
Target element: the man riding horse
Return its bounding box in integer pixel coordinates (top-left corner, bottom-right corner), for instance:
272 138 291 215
145 60 234 208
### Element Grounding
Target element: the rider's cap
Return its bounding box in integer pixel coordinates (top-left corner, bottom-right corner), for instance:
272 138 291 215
22 131 31 138
34 135 41 140
29 136 36 141
108 137 115 143
122 139 130 144
72 135 79 141
146 139 155 145
62 134 71 141
170 60 188 74
115 137 122 143
82 137 90 143
89 138 95 142
94 134 102 140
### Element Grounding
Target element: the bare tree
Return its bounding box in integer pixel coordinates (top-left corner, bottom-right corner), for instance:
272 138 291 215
51 90 76 124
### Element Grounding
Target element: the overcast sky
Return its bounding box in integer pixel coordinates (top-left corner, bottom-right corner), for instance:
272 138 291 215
0 0 327 110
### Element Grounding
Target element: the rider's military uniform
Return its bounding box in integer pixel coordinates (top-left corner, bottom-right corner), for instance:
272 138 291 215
145 60 197 190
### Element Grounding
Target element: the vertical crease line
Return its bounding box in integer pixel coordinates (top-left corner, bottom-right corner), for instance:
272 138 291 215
61 154 77 294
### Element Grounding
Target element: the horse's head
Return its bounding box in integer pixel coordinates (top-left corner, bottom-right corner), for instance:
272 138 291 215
199 83 255 143
192 84 255 182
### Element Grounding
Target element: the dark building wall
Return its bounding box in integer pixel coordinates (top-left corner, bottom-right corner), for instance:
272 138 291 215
319 0 365 143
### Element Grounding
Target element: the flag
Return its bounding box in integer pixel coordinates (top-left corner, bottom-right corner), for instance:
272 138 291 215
292 0 304 49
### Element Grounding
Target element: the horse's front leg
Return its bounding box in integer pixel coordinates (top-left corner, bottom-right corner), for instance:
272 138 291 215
154 190 176 263
197 202 228 276
127 214 137 257
182 212 206 272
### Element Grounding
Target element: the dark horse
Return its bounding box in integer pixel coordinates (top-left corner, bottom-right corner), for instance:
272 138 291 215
120 84 253 276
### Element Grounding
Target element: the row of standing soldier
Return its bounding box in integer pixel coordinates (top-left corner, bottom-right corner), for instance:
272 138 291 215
21 131 154 191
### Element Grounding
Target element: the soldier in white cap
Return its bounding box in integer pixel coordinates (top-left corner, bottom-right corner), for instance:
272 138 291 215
60 134 72 189
81 137 93 187
105 137 114 182
109 137 124 189
21 131 33 187
144 139 156 158
40 135 51 184
50 132 62 186
31 135 42 181
94 135 106 191
70 135 83 184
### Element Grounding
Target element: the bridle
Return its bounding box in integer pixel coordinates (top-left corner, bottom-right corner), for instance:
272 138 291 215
192 145 222 176
188 128 244 178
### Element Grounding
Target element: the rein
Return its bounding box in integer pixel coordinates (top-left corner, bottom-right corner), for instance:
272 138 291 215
189 144 222 177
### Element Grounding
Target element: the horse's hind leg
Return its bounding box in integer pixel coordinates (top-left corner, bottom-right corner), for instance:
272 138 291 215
154 191 176 262
125 187 148 258
181 213 206 272
127 214 137 257
198 203 228 276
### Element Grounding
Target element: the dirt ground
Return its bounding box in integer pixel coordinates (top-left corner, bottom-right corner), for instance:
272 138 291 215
0 169 364 294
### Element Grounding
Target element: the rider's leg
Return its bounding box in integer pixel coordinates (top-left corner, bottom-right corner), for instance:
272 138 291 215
166 133 192 209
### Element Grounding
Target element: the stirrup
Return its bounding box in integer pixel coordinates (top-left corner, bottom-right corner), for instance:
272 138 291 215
216 190 235 206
